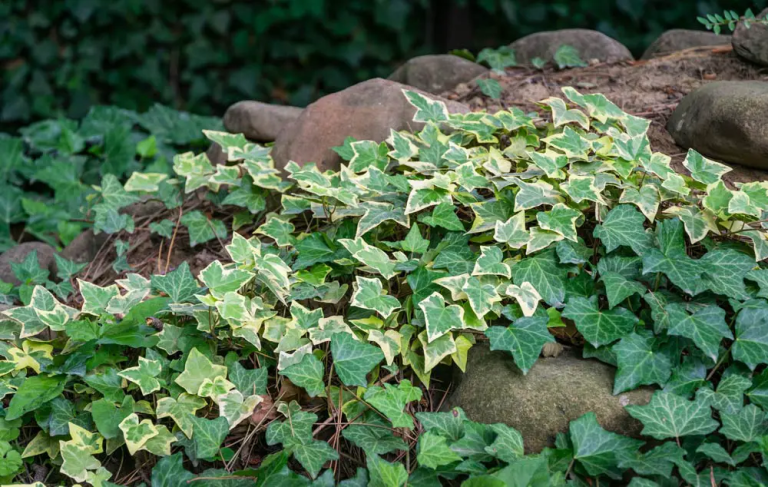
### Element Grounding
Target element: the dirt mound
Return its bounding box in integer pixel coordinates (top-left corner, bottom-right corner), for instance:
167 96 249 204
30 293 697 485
444 46 768 185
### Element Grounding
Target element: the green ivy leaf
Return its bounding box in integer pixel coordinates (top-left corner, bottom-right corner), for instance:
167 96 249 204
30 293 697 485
181 210 227 247
593 205 653 256
570 412 643 478
331 332 384 387
281 353 325 397
190 415 229 459
666 304 731 362
562 296 637 347
417 431 462 468
626 391 718 440
733 306 768 370
364 380 422 429
612 332 671 394
719 404 768 442
485 312 553 374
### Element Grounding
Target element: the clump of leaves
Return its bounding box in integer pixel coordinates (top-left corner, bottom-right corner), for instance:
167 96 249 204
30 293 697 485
3 87 768 485
699 8 768 34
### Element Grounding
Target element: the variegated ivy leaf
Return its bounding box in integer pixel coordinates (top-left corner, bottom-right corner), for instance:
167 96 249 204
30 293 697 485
218 390 263 429
529 150 569 179
173 152 215 193
419 292 465 342
256 214 296 247
368 329 402 365
351 276 401 318
562 87 625 123
124 172 168 192
403 90 449 123
198 260 254 299
740 181 768 210
434 274 470 301
203 130 249 156
494 212 530 249
728 191 762 218
156 394 206 438
462 275 502 317
255 253 292 298
356 201 409 239
536 203 580 242
483 147 512 176
119 414 159 455
59 442 101 483
118 357 163 395
512 178 561 212
527 227 564 254
620 185 660 221
6 340 53 373
210 165 242 186
77 280 120 316
682 149 731 185
419 329 458 372
661 172 690 196
225 233 259 266
143 425 176 457
198 375 236 403
405 186 452 215
562 174 606 204
215 291 251 322
340 238 398 279
107 274 151 315
386 129 418 162
665 206 717 244
349 140 389 173
175 348 228 396
289 302 323 332
505 282 542 317
454 162 490 191
543 126 591 159
512 251 567 307
539 96 589 129
472 246 511 278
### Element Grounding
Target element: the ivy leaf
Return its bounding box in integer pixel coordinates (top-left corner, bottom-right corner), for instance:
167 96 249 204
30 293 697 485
733 306 768 370
6 373 67 420
351 276 401 318
600 272 646 309
697 374 751 414
364 380 422 429
151 453 195 487
682 149 731 185
118 357 163 395
331 332 384 387
119 413 159 455
719 404 768 442
218 390 262 429
666 304 732 362
367 455 408 487
620 186 660 221
342 425 408 455
415 408 467 442
419 292 465 342
512 251 567 307
420 202 464 231
593 205 653 256
540 97 589 130
543 127 591 158
281 353 325 397
156 393 206 439
199 260 253 298
612 333 672 394
536 203 580 242
400 225 429 254
256 214 296 248
626 392 718 440
486 312 553 374
59 442 101 483
472 246 511 278
150 262 200 303
617 442 685 479
78 280 119 316
349 140 389 173
175 348 228 396
402 90 449 124
570 412 643 478
494 212 530 248
562 296 638 347
641 220 702 295
505 282 542 317
694 248 753 300
180 210 227 247
417 431 462 468
696 443 735 466
91 397 134 440
554 45 587 69
191 415 229 459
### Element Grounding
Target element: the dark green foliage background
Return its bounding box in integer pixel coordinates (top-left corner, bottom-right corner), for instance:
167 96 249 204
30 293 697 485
2 0 766 126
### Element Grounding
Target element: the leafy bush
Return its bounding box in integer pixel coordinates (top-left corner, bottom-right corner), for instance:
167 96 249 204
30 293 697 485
3 88 768 485
0 105 221 253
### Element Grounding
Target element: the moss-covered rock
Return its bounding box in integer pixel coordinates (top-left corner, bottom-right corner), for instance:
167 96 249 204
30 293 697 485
443 344 652 453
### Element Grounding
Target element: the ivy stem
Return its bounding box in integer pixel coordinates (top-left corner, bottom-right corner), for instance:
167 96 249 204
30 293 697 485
564 458 575 479
706 345 732 381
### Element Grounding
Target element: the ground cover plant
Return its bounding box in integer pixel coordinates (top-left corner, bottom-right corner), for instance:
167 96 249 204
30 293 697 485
2 88 768 486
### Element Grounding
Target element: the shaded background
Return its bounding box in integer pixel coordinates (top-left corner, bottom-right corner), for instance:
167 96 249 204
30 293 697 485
2 0 767 127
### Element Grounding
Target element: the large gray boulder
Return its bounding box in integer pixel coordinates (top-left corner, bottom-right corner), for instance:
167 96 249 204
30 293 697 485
510 29 633 65
443 345 653 453
271 78 470 173
387 55 488 95
642 29 730 59
667 81 768 169
733 8 768 67
223 101 303 142
0 242 56 285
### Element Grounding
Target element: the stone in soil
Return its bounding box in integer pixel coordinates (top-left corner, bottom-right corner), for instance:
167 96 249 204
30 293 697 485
442 344 652 453
387 54 488 95
641 29 730 59
733 8 768 67
223 101 303 142
60 230 109 263
509 29 633 65
667 80 768 170
0 242 56 285
271 78 469 173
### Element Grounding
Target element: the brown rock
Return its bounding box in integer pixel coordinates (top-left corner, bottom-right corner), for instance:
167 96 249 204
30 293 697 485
223 101 303 142
510 29 633 65
733 8 768 67
642 29 730 59
60 230 109 263
667 81 768 169
271 78 470 173
0 242 56 285
443 344 653 453
206 142 227 166
387 54 488 94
